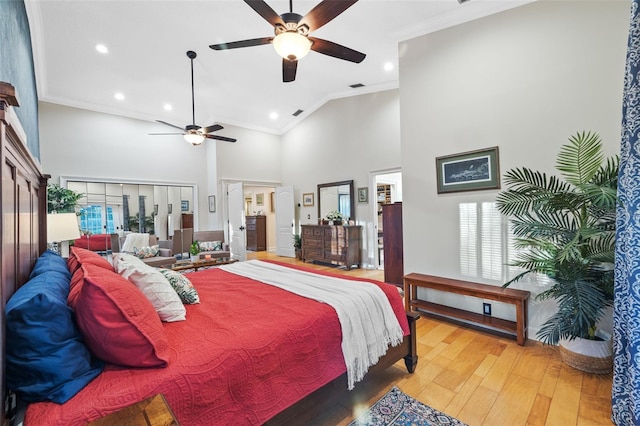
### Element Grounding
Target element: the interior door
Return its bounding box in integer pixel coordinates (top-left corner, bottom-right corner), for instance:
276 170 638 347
227 182 246 261
275 186 295 257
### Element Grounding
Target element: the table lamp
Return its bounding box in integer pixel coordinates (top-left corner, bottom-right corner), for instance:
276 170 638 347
47 213 81 257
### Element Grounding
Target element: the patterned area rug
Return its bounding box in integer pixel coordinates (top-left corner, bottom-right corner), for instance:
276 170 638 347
349 386 468 426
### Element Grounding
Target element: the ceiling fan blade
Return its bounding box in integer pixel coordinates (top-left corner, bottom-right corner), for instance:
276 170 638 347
205 134 237 143
309 37 365 63
283 58 298 83
244 0 284 27
149 133 184 135
202 124 224 134
298 0 359 32
210 37 273 50
156 120 185 131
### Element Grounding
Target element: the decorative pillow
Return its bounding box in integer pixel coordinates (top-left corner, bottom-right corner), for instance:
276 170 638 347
70 247 113 270
158 269 200 304
199 240 222 251
6 270 104 403
133 245 160 259
113 253 186 322
67 268 85 310
74 263 170 368
29 250 71 280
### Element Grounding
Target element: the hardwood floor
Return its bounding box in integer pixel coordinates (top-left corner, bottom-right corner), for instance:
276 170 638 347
249 251 613 426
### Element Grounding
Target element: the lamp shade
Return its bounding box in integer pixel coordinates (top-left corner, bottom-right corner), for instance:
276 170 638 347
273 32 312 61
47 213 81 243
184 133 205 145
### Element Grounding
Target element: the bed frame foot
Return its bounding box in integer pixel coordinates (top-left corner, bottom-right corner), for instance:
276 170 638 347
404 311 420 373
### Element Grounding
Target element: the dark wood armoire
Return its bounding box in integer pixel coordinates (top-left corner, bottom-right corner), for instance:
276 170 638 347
382 202 403 286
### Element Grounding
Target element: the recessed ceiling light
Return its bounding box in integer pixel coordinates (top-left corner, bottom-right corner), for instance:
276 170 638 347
163 103 173 111
384 62 394 72
95 44 108 54
269 112 279 120
114 92 125 101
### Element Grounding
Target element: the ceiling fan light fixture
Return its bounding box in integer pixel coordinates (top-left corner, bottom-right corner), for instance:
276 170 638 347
273 31 312 61
184 132 205 145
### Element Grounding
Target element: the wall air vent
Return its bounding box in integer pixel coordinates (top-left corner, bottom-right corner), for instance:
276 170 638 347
292 109 304 117
350 83 365 88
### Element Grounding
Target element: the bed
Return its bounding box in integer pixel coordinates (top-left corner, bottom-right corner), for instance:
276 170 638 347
0 82 418 425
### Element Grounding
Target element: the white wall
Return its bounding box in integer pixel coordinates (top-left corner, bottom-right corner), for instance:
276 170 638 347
39 103 281 231
399 0 629 338
281 89 402 266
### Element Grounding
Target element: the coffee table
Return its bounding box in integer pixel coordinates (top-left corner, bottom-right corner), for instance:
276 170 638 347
171 257 238 272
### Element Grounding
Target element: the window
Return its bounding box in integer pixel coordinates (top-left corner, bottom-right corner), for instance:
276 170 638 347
459 202 511 281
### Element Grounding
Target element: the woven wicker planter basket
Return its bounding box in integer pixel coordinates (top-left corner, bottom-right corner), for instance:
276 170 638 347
559 334 613 375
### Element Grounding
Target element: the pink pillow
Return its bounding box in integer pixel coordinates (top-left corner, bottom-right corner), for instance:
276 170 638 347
70 247 113 270
74 264 170 368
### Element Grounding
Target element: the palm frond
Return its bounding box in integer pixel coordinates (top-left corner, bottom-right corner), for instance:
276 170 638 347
556 131 603 186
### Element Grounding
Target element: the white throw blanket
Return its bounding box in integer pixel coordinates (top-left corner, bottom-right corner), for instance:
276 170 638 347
219 260 404 390
121 233 149 253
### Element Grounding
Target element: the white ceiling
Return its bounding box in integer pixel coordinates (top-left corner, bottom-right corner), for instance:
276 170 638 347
25 0 532 136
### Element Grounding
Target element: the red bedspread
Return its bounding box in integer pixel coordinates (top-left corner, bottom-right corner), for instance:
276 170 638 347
25 263 409 425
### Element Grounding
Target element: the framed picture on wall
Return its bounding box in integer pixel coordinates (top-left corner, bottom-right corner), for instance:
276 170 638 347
153 204 159 215
168 204 172 214
357 187 368 203
181 200 189 211
256 193 264 206
303 193 314 206
436 146 500 194
270 192 275 212
208 195 216 212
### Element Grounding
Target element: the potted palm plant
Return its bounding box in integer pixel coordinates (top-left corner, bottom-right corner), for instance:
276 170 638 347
495 131 618 373
292 234 302 260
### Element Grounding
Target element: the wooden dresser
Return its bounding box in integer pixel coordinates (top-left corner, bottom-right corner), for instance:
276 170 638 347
301 224 361 270
246 215 266 251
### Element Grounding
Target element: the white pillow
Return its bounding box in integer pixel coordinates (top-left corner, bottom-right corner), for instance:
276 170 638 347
112 253 186 322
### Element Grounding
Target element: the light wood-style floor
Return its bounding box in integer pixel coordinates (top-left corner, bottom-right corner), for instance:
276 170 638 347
249 251 613 426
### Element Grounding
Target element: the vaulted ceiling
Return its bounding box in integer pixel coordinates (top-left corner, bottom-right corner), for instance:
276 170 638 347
25 0 531 135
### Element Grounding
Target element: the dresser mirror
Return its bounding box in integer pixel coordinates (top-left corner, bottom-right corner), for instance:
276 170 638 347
317 180 354 221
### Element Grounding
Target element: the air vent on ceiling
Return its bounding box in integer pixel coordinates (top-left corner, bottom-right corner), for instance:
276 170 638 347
350 83 365 89
292 109 304 117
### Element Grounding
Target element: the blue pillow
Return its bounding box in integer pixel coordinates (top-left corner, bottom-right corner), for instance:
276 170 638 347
6 270 103 403
29 250 71 280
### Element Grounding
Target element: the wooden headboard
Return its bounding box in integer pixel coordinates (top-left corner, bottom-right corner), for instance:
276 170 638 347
0 82 48 425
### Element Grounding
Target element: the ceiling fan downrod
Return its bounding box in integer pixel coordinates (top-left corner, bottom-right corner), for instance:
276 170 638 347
187 50 197 128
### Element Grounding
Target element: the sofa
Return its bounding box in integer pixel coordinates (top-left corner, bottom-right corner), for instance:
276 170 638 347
110 233 176 268
110 230 231 268
172 229 230 260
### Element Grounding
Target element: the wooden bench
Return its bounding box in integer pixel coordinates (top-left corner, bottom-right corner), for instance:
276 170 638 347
403 273 530 345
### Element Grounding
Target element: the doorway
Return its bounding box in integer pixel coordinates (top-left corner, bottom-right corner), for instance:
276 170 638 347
372 171 402 270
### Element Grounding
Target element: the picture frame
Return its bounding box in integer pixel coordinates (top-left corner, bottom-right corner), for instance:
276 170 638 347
168 203 172 214
153 204 159 215
181 200 189 212
436 146 500 194
208 195 216 213
302 193 314 207
357 187 368 203
270 192 275 213
256 193 264 206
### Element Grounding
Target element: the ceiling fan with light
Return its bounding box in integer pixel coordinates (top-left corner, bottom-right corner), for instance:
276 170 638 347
150 50 236 145
209 0 365 83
